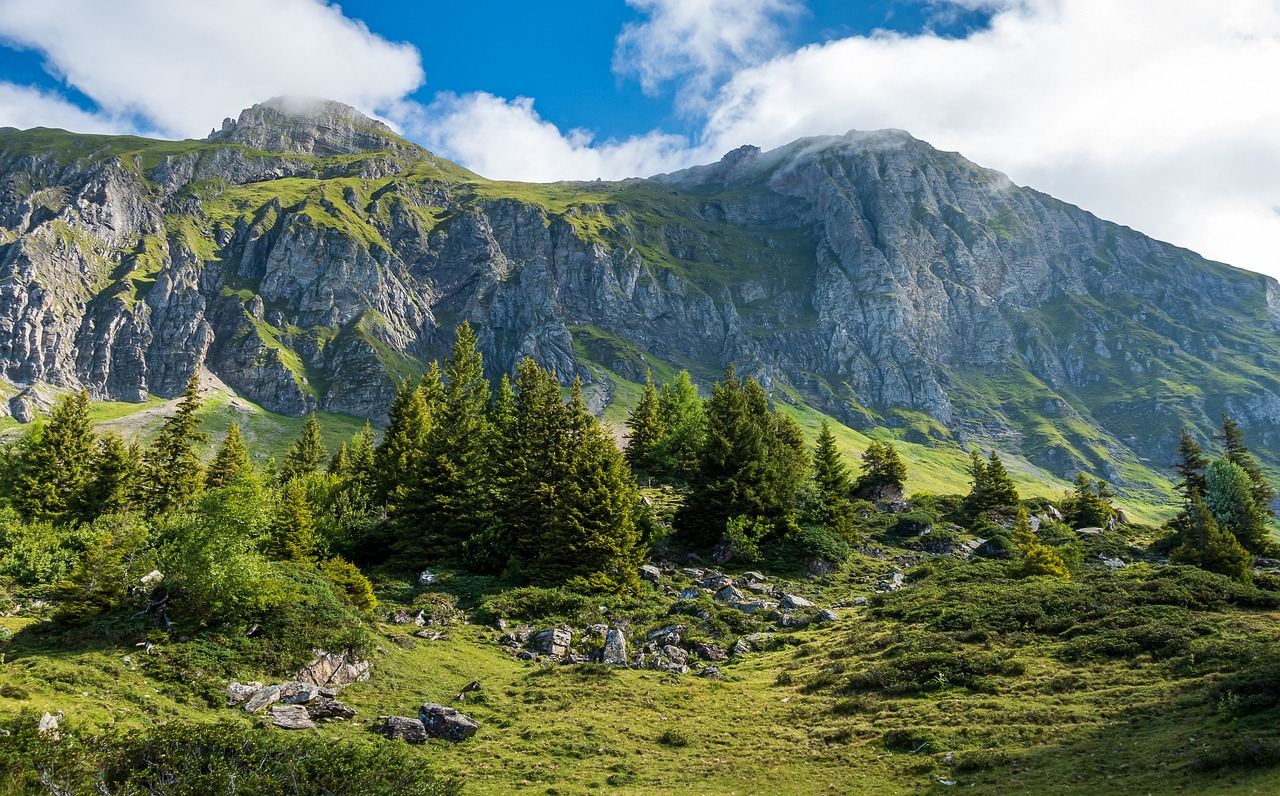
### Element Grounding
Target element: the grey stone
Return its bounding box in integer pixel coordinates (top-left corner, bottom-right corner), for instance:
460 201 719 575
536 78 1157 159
602 629 629 666
306 699 357 721
532 628 571 657
270 704 316 730
242 685 281 713
375 716 427 743
646 624 686 646
691 641 728 661
715 585 746 603
226 681 262 707
816 609 840 623
295 649 371 687
639 564 662 582
780 593 814 610
37 712 59 739
418 703 480 742
417 569 436 586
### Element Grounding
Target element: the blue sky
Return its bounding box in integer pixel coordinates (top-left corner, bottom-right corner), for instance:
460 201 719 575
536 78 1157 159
0 0 1277 280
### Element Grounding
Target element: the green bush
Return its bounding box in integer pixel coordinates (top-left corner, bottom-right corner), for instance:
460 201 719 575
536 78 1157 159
763 521 851 570
476 586 593 624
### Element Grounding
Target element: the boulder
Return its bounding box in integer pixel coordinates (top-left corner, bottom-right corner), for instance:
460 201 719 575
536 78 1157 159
702 573 734 591
417 569 437 586
270 705 316 730
738 571 765 585
646 624 686 646
816 609 840 623
730 638 751 657
532 628 571 657
375 716 427 744
418 703 480 742
678 587 702 600
808 558 839 576
715 585 746 604
639 564 662 582
602 629 629 666
780 593 814 610
37 712 59 739
226 681 262 707
733 600 776 614
661 645 689 666
1076 527 1104 536
691 641 728 661
295 649 371 687
242 685 281 713
307 699 357 721
279 681 323 705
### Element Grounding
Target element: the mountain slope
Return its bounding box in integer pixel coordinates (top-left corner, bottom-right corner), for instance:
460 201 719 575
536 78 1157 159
0 97 1277 502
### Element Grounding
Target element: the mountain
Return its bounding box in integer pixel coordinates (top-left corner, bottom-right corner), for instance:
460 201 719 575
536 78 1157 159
0 97 1277 500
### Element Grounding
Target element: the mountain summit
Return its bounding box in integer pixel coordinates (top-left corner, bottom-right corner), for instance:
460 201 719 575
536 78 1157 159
0 100 1277 499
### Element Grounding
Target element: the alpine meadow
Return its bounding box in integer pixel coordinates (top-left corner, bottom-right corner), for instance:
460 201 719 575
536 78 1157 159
0 95 1278 796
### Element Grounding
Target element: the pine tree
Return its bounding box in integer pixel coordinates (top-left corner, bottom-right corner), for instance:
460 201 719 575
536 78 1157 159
79 432 140 518
141 373 208 515
10 390 96 523
373 371 436 506
624 370 664 474
1065 473 1117 529
206 423 250 489
812 421 851 498
502 358 571 574
855 440 908 496
327 442 350 476
281 413 327 482
962 449 1020 517
346 422 377 493
1171 494 1252 581
1216 414 1277 521
397 322 494 561
654 370 706 480
1204 458 1272 555
1009 507 1069 578
267 481 317 562
1174 426 1209 502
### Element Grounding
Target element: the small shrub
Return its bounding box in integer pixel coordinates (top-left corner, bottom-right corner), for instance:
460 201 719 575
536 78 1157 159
656 728 692 748
0 682 29 700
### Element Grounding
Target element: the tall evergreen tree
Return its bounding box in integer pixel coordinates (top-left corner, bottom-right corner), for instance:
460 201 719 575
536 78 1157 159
281 413 327 482
1065 473 1117 529
206 423 250 489
855 440 908 496
1216 414 1277 521
655 370 706 480
962 449 1020 517
1174 426 1209 502
812 421 851 498
397 322 494 561
624 370 665 475
267 482 317 563
142 373 208 515
1171 494 1252 581
1204 458 1271 555
373 372 436 506
502 358 571 574
79 432 141 518
10 389 96 523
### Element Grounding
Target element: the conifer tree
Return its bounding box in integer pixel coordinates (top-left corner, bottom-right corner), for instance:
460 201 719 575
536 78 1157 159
855 440 908 496
1174 426 1209 502
79 432 140 518
502 358 571 573
398 322 494 561
962 449 1020 517
206 423 250 489
281 413 327 482
142 373 208 515
267 481 317 562
812 421 851 498
327 442 350 476
1216 414 1277 521
10 389 96 523
1204 458 1272 555
1065 473 1117 529
624 370 664 474
655 370 706 479
1171 494 1252 581
1009 507 1069 578
373 371 436 505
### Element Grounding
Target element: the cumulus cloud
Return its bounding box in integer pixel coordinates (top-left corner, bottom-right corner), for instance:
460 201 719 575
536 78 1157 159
613 0 803 108
0 82 122 133
402 93 696 183
0 0 422 138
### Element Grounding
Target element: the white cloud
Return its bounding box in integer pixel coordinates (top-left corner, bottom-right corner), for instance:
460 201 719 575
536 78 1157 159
403 92 696 183
0 0 422 138
0 82 121 133
613 0 803 108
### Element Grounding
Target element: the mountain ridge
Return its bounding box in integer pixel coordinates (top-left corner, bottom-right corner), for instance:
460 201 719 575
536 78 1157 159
0 99 1276 503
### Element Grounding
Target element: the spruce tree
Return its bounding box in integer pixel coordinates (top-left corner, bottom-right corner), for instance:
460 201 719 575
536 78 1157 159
1174 426 1208 502
142 373 208 515
1204 458 1272 555
79 432 140 518
373 372 436 506
10 389 96 523
327 442 350 476
812 421 851 498
345 422 377 494
855 440 908 496
1171 494 1252 581
502 358 571 574
962 449 1020 517
206 423 250 489
1216 414 1277 521
398 322 494 561
624 370 665 475
1065 473 1117 529
1009 507 1069 578
281 413 327 482
267 481 317 562
655 370 706 480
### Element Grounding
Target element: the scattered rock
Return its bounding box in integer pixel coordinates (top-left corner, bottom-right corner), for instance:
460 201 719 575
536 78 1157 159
37 711 60 739
779 593 814 610
808 558 839 576
499 626 535 646
374 716 427 744
699 665 723 680
730 638 752 657
1075 527 1104 536
417 569 436 586
639 564 662 582
741 633 774 652
296 649 371 687
678 587 702 600
691 641 728 661
732 600 776 614
242 685 282 713
602 629 629 666
816 609 840 623
307 699 357 721
226 681 262 707
680 567 705 580
715 585 746 604
418 703 480 742
270 704 316 730
661 645 689 667
646 624 686 646
585 623 608 637
737 571 765 585
532 628 572 657
851 596 869 607
710 540 736 565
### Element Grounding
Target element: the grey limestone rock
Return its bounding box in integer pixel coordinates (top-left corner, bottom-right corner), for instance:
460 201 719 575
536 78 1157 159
269 704 316 730
375 715 427 743
418 703 480 742
602 629 629 666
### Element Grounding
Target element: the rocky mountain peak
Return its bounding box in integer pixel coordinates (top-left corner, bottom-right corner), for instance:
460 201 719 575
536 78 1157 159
205 96 407 157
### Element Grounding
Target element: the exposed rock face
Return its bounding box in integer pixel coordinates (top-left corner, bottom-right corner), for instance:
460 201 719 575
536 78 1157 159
1 102 1279 490
418 703 480 742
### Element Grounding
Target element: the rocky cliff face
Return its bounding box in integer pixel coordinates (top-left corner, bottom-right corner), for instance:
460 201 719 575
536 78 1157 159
0 99 1277 492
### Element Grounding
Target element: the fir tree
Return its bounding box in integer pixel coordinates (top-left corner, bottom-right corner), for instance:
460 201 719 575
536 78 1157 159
79 432 140 518
1009 507 1069 578
141 373 208 515
373 371 436 506
1216 414 1277 521
318 556 378 612
206 423 250 489
281 413 327 482
10 389 96 523
962 449 1020 517
1171 494 1252 581
1174 426 1208 502
812 421 851 498
327 442 350 476
1065 473 1117 529
855 440 908 496
624 370 665 474
502 358 571 574
267 482 317 563
397 322 494 561
1204 458 1272 555
654 370 706 480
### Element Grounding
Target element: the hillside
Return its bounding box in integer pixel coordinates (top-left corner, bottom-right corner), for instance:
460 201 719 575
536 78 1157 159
1 97 1279 507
